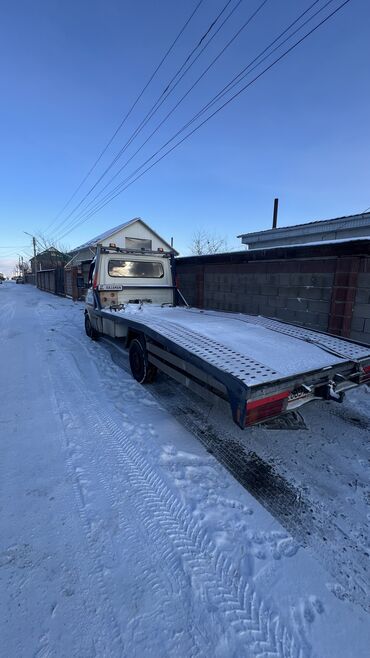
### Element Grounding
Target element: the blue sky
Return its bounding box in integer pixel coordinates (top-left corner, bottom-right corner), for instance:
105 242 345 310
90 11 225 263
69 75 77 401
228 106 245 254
1 0 369 274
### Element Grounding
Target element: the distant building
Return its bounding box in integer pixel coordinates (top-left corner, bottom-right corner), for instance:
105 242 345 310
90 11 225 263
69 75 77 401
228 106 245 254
238 212 370 250
64 218 178 297
29 247 69 273
66 217 177 269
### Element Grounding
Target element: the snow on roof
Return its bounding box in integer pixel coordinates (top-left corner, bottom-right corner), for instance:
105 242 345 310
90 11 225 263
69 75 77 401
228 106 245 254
70 218 140 251
246 236 370 251
70 217 178 254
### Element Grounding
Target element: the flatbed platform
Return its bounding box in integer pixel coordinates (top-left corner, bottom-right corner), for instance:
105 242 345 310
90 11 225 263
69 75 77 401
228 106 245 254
103 305 370 388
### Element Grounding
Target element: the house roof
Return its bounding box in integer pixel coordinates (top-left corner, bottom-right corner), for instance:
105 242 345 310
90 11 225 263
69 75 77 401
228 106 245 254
237 211 370 240
30 247 67 261
70 217 178 254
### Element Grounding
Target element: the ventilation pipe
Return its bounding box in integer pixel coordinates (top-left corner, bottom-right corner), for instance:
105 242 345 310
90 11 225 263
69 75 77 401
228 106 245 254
272 198 279 229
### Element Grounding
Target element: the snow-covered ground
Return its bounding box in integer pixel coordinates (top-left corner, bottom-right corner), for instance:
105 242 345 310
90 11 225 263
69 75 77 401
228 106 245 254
1 282 369 657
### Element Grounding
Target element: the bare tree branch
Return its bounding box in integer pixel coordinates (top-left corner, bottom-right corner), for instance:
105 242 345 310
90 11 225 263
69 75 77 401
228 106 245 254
189 230 229 256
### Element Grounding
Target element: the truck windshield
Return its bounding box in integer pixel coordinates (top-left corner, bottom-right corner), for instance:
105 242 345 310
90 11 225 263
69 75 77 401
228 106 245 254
108 259 164 278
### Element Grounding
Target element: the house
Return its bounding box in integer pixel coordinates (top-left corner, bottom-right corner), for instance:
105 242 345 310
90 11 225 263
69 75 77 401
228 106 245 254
67 217 177 268
238 211 370 250
29 247 69 273
65 218 178 297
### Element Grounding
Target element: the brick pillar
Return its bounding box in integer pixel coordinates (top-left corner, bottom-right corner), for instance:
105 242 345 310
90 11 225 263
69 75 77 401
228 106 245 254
328 257 360 337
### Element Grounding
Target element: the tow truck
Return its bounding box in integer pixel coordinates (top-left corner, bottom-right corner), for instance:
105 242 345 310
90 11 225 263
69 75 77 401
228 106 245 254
85 243 370 428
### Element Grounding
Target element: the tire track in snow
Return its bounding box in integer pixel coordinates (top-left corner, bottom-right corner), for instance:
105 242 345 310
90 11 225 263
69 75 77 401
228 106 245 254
49 345 208 657
0 300 16 334
40 353 125 655
48 331 311 658
91 410 310 658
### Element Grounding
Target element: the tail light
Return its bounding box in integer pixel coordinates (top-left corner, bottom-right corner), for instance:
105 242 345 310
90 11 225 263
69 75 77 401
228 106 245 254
245 391 290 427
359 365 370 383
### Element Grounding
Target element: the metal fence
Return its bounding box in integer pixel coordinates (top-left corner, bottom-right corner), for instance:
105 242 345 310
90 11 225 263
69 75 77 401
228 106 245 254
37 268 65 296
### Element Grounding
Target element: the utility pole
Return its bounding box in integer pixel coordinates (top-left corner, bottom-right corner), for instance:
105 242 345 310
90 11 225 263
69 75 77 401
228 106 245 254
32 237 37 286
17 255 25 279
24 232 38 287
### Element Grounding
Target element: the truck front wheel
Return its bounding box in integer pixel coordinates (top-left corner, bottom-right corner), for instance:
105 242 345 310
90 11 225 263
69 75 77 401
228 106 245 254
85 313 99 341
129 338 157 384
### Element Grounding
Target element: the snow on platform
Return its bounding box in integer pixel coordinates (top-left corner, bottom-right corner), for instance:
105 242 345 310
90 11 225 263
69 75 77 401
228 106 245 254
1 282 369 657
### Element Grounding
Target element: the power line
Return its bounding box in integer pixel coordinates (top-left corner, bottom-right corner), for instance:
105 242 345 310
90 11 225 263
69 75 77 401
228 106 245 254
46 0 206 233
57 0 339 236
156 0 337 157
57 0 351 241
0 251 25 259
51 0 244 239
57 0 269 237
112 0 238 161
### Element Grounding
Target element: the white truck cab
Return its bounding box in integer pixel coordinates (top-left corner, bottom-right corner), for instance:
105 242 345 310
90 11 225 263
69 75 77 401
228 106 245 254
85 243 175 338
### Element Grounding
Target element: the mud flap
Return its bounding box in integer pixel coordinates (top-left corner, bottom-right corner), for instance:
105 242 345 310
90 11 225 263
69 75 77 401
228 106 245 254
228 386 248 429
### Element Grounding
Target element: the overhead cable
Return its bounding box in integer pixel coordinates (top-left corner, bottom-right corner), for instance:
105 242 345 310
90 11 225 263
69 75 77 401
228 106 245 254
57 0 351 240
51 0 244 238
46 0 206 232
57 0 269 236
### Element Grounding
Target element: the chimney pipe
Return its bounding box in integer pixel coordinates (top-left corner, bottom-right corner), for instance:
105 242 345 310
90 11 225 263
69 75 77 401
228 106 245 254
272 198 279 229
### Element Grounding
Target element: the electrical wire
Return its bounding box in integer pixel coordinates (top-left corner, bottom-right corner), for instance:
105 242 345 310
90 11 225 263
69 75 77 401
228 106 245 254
46 0 206 232
56 0 339 236
51 0 245 238
57 0 351 241
57 0 269 237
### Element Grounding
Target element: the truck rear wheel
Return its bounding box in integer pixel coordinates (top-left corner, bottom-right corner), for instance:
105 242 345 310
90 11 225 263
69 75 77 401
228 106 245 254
129 338 157 384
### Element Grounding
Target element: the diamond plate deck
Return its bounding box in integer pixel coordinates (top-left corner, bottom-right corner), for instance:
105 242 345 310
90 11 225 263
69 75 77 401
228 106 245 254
241 316 370 361
120 313 283 387
177 309 370 362
103 305 370 389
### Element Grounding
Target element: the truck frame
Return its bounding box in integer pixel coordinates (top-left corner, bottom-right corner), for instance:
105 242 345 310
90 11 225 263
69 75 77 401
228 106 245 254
85 244 370 428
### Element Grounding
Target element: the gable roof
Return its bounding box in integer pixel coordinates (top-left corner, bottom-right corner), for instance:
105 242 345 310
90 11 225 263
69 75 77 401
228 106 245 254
30 246 68 261
70 217 178 254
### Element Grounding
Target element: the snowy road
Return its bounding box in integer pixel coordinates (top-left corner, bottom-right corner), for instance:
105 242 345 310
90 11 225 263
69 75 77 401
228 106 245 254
1 283 369 657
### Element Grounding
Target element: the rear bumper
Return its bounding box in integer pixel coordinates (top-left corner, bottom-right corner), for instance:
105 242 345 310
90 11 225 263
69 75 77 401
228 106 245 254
244 362 370 427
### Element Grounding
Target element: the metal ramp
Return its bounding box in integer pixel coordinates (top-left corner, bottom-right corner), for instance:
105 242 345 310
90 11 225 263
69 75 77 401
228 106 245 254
178 308 370 362
243 316 370 361
121 312 283 387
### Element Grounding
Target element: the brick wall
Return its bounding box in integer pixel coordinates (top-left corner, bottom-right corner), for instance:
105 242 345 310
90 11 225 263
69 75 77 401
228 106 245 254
351 257 370 344
176 241 370 345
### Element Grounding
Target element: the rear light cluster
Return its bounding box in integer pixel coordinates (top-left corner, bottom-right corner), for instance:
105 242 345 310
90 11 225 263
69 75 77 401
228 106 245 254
359 365 370 383
245 391 290 427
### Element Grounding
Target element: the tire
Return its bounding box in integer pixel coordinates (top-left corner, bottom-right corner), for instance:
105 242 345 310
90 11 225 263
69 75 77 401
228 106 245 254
129 338 157 384
84 313 99 341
